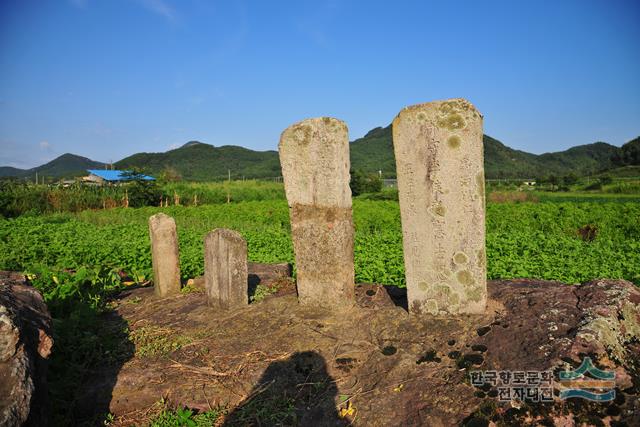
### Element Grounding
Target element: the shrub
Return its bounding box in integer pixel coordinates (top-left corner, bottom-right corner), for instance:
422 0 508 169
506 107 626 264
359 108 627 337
350 170 382 196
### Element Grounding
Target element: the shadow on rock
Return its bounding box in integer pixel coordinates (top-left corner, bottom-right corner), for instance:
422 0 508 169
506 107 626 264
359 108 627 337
383 284 408 311
224 351 348 426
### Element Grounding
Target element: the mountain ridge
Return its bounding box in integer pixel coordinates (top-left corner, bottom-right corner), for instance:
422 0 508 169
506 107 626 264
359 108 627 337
1 130 636 180
0 153 106 180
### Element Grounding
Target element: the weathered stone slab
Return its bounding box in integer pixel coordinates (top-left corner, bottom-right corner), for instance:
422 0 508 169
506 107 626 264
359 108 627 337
279 117 355 309
204 228 248 309
148 213 181 297
392 98 486 315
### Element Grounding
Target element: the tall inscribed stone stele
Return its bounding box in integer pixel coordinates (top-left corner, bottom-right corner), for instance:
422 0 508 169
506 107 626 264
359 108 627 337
148 213 181 297
279 117 355 309
204 228 248 309
392 98 486 315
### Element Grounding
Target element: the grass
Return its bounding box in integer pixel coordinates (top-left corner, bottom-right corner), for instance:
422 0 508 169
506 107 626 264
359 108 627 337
146 401 224 427
0 180 286 218
162 180 285 205
130 326 193 357
532 191 640 203
250 283 279 303
225 393 297 426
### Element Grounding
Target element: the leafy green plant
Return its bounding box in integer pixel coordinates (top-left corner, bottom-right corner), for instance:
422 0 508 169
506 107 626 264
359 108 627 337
24 266 133 425
130 326 192 357
1 199 639 293
250 283 278 303
350 169 383 196
149 406 223 427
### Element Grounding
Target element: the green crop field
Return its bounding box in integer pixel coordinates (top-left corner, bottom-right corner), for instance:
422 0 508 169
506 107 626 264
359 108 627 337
2 199 638 287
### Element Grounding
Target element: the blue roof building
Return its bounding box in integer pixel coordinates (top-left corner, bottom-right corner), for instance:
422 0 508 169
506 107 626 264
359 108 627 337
85 169 155 183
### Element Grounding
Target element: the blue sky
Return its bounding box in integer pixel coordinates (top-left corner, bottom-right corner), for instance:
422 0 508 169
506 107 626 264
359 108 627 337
1 0 639 169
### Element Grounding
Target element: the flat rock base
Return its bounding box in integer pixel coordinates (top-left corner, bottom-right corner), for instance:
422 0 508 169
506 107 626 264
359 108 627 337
83 278 639 426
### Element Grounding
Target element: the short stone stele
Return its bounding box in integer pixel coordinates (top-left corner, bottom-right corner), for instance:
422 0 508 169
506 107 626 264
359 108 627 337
204 228 248 309
148 213 181 297
279 117 355 309
392 98 486 315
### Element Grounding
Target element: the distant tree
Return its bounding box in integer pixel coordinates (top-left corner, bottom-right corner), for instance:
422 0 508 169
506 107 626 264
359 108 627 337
621 138 640 165
546 174 559 191
562 173 578 186
160 167 182 182
350 170 383 196
612 137 640 166
599 175 613 186
121 168 162 207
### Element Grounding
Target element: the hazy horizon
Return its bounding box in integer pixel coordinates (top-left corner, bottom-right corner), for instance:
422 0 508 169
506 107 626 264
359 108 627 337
1 0 639 169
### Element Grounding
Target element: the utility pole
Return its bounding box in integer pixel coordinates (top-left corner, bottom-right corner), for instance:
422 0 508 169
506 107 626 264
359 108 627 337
35 171 38 185
227 169 231 203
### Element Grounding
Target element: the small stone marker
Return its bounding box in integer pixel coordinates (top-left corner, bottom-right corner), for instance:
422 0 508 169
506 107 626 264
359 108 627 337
148 213 181 297
204 228 248 309
279 117 355 309
392 98 486 315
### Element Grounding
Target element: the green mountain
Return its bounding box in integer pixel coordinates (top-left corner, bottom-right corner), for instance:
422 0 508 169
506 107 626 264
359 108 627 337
115 141 281 181
350 124 623 179
0 166 25 178
349 126 397 177
349 125 548 178
612 136 640 166
0 153 106 179
484 138 620 178
1 131 636 181
595 165 640 178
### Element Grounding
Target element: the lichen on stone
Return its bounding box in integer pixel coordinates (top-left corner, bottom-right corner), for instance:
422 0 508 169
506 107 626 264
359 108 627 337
447 135 461 149
425 299 439 315
432 203 446 217
456 270 475 287
453 252 468 265
467 286 484 303
437 113 466 131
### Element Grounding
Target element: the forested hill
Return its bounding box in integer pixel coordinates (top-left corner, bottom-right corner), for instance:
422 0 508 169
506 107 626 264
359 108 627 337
115 141 281 181
2 132 637 180
0 154 106 180
350 125 624 178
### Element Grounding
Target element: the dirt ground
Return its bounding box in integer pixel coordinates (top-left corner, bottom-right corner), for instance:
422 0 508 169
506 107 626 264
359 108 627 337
78 270 639 426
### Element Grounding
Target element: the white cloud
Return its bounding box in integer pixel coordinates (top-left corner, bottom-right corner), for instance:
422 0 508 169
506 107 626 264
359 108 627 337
39 141 51 150
168 143 180 150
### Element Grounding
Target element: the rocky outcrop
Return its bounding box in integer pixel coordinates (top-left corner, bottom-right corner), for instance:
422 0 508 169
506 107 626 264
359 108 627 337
0 272 53 427
99 277 639 425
